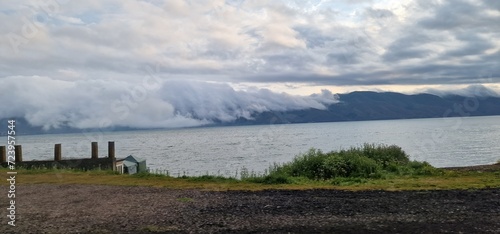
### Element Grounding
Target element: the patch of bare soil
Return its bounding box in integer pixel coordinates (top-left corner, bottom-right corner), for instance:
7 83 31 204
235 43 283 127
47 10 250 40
1 184 499 233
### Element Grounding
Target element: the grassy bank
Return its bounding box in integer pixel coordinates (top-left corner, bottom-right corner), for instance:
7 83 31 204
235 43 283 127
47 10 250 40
3 167 499 191
3 144 499 191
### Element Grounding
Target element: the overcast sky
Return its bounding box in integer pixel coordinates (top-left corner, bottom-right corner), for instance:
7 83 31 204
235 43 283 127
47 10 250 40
1 0 499 129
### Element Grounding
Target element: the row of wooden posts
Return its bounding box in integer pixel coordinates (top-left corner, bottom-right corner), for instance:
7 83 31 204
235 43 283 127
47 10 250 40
0 141 115 163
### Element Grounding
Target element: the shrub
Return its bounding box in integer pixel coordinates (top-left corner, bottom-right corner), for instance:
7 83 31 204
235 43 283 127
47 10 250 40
358 143 410 167
275 148 329 180
407 161 440 175
321 152 380 179
347 154 381 178
322 153 349 178
266 144 435 182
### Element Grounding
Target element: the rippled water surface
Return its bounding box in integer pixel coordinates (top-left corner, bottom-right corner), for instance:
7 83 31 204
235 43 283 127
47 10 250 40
16 116 500 176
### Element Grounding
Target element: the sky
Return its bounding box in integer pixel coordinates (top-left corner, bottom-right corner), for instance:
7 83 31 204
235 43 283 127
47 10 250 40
1 0 499 129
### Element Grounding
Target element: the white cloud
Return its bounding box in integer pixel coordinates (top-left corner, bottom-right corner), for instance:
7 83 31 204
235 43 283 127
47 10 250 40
0 0 499 129
0 76 338 129
420 84 500 97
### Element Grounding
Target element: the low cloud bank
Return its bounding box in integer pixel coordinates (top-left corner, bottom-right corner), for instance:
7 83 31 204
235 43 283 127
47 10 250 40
421 85 500 97
0 76 338 130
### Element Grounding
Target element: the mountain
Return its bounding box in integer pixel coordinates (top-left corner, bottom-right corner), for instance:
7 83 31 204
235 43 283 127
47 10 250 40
0 118 141 136
2 91 500 135
230 91 500 124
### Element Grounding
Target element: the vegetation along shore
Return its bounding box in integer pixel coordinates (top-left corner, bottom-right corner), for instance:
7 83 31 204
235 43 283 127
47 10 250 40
1 144 499 233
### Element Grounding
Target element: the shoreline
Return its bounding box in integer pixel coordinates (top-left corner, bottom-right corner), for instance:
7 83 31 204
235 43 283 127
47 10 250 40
1 184 498 233
1 163 498 233
2 162 499 192
440 162 500 172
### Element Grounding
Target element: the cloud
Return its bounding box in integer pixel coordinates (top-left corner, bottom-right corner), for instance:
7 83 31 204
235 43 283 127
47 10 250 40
421 85 500 97
417 0 494 31
444 33 494 57
364 8 395 19
0 76 338 130
0 0 499 107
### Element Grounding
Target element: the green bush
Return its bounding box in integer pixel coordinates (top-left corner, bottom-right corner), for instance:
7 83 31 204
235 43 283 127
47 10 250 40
264 144 437 183
357 143 410 167
322 153 349 178
274 148 329 179
322 152 380 179
407 161 441 175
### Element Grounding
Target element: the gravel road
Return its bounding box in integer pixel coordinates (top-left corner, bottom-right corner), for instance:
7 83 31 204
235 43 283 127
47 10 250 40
1 184 499 233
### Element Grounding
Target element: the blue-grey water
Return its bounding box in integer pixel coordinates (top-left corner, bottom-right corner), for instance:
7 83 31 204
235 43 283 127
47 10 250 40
14 116 500 176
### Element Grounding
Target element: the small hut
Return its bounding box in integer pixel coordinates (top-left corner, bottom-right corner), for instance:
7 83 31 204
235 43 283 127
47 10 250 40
115 155 147 174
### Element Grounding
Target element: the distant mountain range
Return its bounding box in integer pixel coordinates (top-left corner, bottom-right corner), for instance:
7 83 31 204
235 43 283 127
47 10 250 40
229 91 500 125
2 91 500 135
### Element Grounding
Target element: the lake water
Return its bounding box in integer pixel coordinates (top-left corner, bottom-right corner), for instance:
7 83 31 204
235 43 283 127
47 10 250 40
14 116 500 176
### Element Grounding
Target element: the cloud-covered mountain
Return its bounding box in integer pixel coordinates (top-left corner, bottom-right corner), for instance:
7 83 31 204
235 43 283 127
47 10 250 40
2 78 500 136
0 76 338 132
235 91 500 125
421 85 500 98
2 1 500 135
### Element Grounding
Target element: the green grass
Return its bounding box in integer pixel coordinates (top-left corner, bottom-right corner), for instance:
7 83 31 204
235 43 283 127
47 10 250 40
0 169 500 191
3 166 499 191
2 144 499 191
177 197 193 202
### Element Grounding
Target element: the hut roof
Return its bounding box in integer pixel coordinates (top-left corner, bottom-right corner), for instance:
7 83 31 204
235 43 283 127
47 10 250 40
124 155 146 163
118 155 146 163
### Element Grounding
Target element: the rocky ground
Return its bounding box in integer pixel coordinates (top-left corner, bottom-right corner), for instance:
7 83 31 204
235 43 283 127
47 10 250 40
1 184 499 233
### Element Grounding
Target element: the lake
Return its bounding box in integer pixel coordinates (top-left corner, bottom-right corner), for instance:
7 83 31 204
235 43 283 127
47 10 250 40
14 116 500 176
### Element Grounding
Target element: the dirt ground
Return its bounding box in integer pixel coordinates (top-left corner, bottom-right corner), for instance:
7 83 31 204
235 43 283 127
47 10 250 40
1 184 499 233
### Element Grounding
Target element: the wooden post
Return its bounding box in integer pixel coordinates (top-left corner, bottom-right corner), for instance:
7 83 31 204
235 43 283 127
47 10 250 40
0 146 5 163
14 145 22 162
54 144 62 161
108 141 115 159
91 142 98 159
